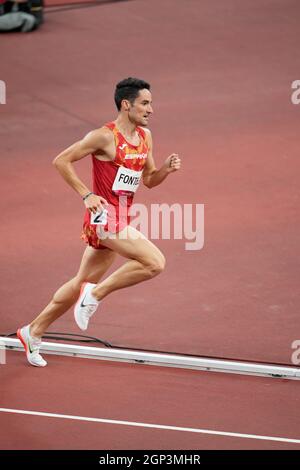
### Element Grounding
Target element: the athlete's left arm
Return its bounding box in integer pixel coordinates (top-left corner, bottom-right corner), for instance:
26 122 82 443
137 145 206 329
142 129 181 189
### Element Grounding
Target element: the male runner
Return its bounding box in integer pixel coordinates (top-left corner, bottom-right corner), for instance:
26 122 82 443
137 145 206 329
17 77 181 367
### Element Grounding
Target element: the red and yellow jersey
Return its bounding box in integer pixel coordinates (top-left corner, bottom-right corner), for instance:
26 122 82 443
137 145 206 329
92 121 149 204
81 122 150 247
105 121 148 171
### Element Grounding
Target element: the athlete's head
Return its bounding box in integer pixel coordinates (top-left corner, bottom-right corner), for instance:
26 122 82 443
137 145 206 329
114 77 153 126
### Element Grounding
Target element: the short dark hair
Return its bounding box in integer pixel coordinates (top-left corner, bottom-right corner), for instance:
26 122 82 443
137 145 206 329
114 77 151 111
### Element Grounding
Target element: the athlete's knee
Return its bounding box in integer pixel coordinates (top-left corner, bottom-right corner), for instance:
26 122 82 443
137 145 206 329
74 272 99 286
144 254 166 278
70 276 83 291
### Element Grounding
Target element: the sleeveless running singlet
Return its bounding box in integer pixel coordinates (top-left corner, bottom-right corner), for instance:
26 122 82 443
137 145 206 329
81 122 149 249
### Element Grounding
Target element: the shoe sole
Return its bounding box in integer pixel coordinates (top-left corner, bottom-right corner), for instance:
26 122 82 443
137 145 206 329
17 328 47 368
17 328 28 354
74 282 88 331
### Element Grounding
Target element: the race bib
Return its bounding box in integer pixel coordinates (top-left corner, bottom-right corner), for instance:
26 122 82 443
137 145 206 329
112 166 143 194
91 209 108 225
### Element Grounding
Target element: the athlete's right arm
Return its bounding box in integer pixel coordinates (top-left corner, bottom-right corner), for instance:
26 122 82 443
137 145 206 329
52 128 111 213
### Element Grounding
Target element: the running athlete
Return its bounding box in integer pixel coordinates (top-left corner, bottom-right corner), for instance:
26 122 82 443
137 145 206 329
17 77 181 367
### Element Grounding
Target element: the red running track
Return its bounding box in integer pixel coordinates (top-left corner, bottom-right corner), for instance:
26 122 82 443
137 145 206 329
1 351 300 449
0 0 300 449
1 0 300 364
1 1 300 450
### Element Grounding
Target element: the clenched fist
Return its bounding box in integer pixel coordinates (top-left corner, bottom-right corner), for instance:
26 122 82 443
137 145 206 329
164 153 181 173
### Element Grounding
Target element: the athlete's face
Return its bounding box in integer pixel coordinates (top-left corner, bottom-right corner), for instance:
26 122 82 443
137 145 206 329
126 89 153 126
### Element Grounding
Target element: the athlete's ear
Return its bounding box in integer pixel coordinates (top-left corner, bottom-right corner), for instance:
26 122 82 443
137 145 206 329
121 99 131 111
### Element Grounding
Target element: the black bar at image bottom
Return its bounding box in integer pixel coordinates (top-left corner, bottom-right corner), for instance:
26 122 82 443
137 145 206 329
0 450 299 466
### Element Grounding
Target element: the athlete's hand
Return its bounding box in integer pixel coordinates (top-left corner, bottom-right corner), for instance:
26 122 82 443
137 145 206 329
84 193 108 214
164 154 181 173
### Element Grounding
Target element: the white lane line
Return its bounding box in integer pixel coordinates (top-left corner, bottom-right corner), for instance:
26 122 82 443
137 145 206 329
0 407 300 444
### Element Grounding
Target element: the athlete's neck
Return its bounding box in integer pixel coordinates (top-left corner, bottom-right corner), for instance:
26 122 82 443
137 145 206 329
114 115 137 138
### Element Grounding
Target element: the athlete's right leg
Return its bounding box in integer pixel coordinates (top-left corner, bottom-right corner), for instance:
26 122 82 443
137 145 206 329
29 246 116 338
73 225 166 331
91 226 166 300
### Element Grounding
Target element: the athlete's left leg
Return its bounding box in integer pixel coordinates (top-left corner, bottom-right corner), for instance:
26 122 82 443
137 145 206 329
18 246 117 366
29 246 116 338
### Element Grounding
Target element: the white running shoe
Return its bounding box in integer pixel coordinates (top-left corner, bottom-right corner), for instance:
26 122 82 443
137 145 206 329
17 325 47 367
74 282 100 331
